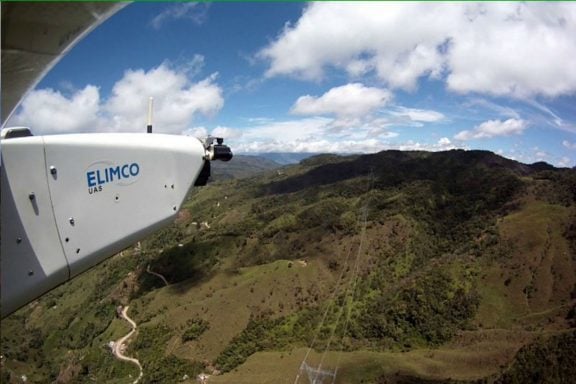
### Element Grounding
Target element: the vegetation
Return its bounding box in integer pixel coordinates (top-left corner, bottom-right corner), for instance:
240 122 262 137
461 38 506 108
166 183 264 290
494 331 576 384
215 315 280 372
142 356 204 384
359 267 480 346
182 318 210 342
2 150 575 384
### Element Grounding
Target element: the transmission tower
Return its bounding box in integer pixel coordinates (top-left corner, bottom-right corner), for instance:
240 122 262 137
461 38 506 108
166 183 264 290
299 362 336 384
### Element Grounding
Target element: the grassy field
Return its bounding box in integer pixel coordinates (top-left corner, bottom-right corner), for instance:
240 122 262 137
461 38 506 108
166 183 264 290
208 331 531 384
475 200 575 331
130 258 336 362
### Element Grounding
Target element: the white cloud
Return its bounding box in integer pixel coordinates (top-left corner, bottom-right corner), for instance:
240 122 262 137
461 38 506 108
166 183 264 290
563 140 576 150
242 116 397 146
346 60 373 78
235 138 387 154
291 83 392 118
228 114 461 155
438 137 451 146
246 117 275 124
8 86 101 135
454 118 527 140
558 156 572 167
241 117 332 143
151 3 210 30
397 140 461 152
183 126 208 138
522 99 576 134
211 126 243 139
177 54 206 79
446 3 576 98
535 151 548 160
229 116 396 153
497 147 573 168
106 64 223 133
390 107 445 122
8 63 224 135
260 2 576 98
288 83 442 141
182 125 242 140
463 98 520 119
259 3 450 89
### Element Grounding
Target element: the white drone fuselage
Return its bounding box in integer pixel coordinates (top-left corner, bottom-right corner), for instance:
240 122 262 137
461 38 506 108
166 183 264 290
1 131 225 317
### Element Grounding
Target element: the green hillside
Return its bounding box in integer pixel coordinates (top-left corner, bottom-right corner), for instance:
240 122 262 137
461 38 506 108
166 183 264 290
2 149 575 384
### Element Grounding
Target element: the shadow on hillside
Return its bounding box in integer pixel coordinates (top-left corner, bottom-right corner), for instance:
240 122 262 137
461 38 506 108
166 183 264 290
133 240 219 298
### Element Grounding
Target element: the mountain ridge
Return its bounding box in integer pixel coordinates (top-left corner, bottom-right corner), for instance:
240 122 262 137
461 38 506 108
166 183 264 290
210 154 281 181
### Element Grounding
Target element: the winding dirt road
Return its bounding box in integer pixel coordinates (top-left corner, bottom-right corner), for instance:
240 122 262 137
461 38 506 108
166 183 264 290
113 306 143 384
146 265 169 286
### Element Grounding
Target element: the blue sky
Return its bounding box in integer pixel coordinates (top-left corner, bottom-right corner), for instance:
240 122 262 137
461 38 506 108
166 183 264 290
8 2 576 167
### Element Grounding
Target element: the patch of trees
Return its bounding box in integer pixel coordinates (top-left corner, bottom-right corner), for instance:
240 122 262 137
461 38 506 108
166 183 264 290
296 197 350 232
214 316 278 372
181 318 210 342
132 323 171 355
532 169 576 206
144 224 186 251
125 322 205 383
143 356 204 384
214 308 327 372
76 347 138 383
262 213 297 237
358 268 480 346
564 214 576 259
60 303 114 349
494 330 576 384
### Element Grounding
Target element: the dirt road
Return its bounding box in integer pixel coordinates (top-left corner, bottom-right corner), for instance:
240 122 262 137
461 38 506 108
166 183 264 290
112 306 143 384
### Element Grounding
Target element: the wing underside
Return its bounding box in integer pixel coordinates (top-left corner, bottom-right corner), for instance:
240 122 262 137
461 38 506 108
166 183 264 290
1 2 127 125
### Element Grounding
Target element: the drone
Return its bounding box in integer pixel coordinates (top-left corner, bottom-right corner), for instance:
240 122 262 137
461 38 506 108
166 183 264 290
1 3 232 317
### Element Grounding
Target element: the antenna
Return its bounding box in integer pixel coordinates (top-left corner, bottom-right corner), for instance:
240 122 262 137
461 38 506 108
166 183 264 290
146 97 154 133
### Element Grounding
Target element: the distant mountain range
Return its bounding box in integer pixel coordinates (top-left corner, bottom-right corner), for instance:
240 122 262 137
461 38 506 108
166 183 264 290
210 154 281 180
239 152 322 165
210 153 325 181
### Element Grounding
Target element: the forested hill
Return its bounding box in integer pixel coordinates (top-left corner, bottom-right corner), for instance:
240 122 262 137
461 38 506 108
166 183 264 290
265 149 559 194
1 149 575 384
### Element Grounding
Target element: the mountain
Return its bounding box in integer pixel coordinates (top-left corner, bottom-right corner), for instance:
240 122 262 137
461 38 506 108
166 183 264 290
210 154 281 180
243 152 321 165
1 149 575 384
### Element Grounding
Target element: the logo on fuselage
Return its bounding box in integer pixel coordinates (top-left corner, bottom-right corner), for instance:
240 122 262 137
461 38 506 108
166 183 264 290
86 162 140 194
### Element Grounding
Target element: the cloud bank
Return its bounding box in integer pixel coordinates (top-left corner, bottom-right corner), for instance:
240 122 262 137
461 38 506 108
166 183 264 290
260 2 576 98
9 62 224 135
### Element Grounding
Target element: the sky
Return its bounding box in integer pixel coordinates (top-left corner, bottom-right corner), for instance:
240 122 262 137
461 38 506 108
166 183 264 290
7 2 576 167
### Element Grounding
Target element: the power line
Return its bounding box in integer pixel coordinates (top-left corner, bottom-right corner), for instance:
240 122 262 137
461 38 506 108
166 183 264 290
296 205 370 383
295 168 376 384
